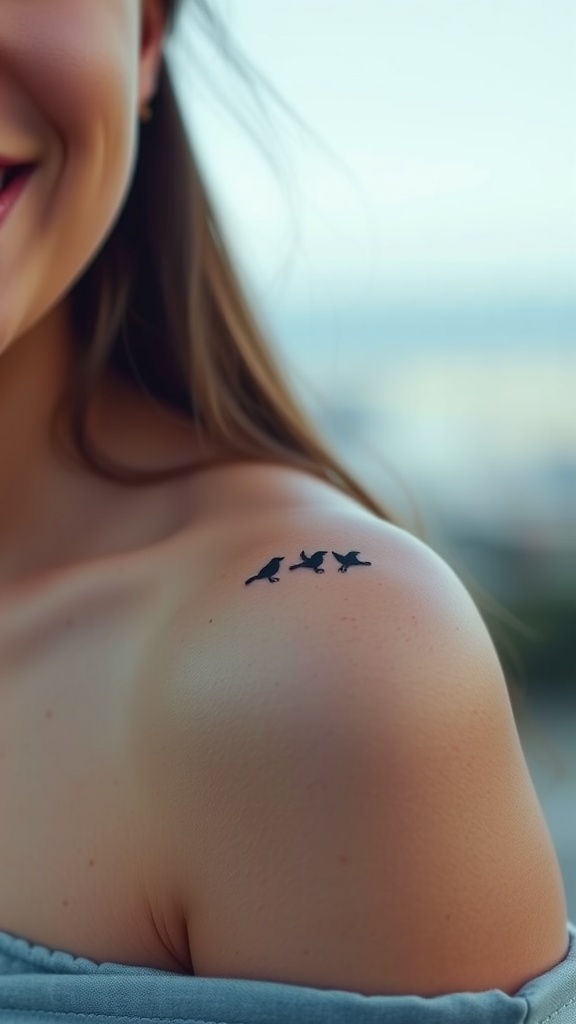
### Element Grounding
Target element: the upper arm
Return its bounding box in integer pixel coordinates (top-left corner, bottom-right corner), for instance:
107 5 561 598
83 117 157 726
139 517 569 995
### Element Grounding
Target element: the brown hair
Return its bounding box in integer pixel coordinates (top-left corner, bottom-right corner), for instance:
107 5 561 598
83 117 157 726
51 0 420 534
50 0 558 749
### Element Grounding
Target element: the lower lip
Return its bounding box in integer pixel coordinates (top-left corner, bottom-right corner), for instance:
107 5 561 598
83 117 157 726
0 167 37 230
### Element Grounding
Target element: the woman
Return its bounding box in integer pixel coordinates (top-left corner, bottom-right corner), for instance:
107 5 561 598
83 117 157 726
1 2 574 1021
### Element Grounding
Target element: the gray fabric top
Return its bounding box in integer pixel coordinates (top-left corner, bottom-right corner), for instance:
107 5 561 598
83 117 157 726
1 921 576 1024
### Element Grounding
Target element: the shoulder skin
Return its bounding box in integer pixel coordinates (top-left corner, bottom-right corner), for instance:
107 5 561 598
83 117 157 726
134 512 569 995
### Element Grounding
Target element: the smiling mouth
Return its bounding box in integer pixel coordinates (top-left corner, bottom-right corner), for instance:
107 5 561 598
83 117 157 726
0 164 37 193
0 164 38 230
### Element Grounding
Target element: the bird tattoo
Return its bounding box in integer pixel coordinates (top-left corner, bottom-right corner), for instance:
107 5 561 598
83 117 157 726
289 550 328 573
332 550 372 572
244 549 373 585
244 556 285 584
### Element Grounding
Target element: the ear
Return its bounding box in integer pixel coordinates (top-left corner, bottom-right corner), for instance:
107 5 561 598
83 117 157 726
138 0 168 108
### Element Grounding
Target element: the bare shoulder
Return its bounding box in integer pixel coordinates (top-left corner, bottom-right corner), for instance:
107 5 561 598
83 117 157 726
137 503 569 994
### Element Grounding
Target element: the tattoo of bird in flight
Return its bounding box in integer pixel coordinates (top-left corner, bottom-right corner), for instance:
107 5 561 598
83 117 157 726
244 549 372 585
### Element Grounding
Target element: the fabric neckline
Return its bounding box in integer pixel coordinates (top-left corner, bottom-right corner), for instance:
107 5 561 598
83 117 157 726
0 926 178 976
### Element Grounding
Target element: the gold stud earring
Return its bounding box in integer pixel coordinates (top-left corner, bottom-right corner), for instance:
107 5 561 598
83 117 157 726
139 102 153 124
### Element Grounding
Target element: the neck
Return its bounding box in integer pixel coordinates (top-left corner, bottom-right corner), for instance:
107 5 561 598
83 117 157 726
0 299 104 583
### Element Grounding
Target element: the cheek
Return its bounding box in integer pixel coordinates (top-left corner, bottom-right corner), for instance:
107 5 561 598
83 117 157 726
0 2 141 336
52 55 138 265
41 8 138 244
14 3 138 180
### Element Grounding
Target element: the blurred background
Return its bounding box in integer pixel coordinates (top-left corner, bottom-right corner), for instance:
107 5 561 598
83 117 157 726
168 1 576 916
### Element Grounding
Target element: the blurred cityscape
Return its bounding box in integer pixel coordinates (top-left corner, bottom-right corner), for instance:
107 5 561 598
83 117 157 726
269 296 576 916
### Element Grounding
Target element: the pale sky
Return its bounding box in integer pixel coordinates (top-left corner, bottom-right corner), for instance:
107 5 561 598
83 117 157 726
167 0 576 308
164 2 576 535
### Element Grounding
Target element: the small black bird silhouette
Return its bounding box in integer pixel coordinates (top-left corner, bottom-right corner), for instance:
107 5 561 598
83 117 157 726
244 556 285 585
332 550 372 573
289 550 328 573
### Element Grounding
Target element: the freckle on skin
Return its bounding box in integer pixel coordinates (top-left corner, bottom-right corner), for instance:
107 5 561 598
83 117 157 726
88 859 95 868
45 710 53 719
337 855 349 865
